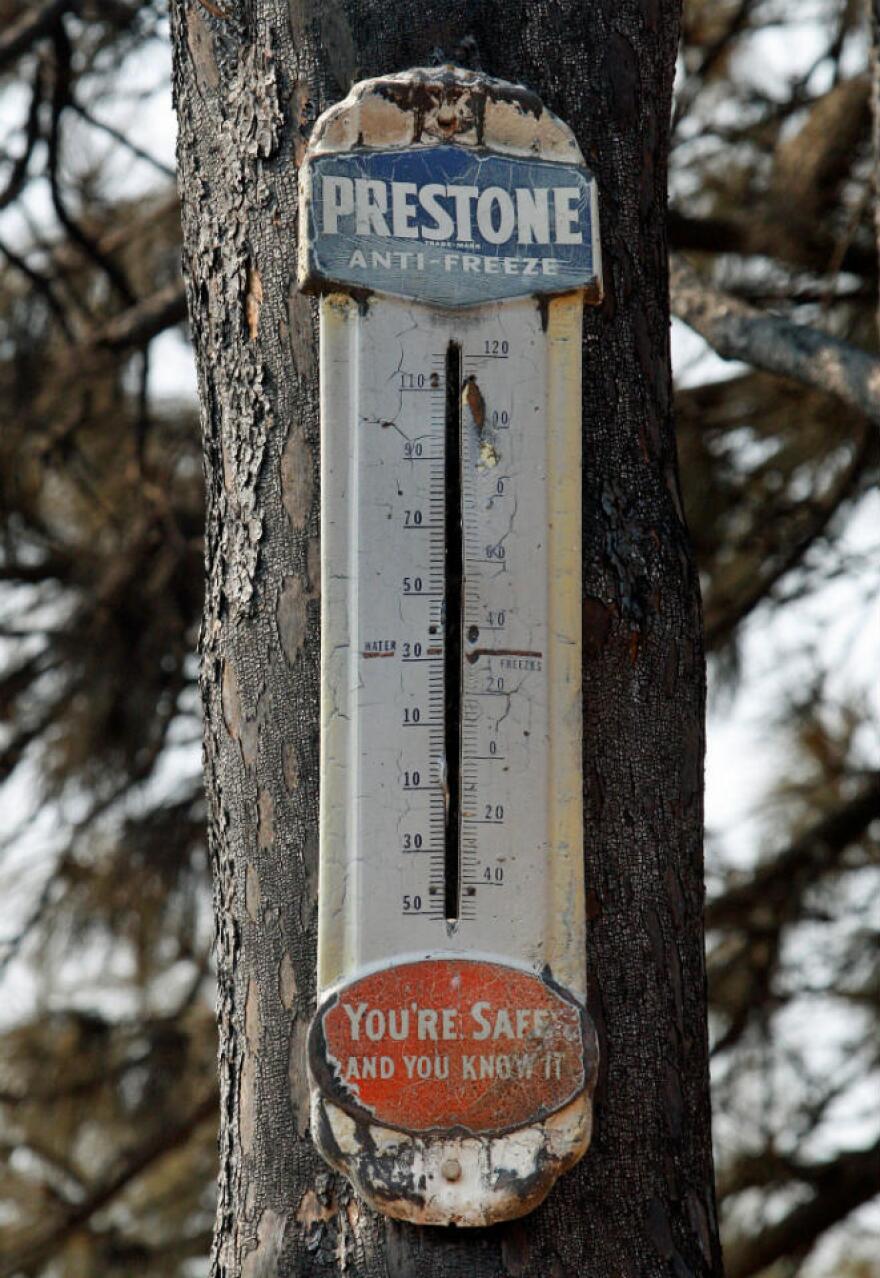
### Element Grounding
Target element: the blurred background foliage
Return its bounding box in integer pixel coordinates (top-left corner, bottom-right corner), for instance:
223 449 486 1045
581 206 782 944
0 1 878 1274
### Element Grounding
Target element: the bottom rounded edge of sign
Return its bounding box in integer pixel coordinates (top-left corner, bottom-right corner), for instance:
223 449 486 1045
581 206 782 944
308 956 599 1139
310 1085 594 1227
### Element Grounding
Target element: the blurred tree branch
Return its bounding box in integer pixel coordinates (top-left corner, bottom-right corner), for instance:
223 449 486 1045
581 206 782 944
48 24 135 306
89 279 187 352
0 1089 218 1278
707 773 880 932
703 427 876 648
671 254 880 428
0 59 45 211
0 0 71 71
669 208 878 282
724 1136 880 1278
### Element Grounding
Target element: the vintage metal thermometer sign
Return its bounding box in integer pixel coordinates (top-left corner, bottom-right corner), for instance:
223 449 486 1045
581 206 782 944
299 67 602 1225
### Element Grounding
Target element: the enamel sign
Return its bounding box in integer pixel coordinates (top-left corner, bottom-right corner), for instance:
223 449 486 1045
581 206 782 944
301 146 599 305
299 66 601 1227
311 959 593 1134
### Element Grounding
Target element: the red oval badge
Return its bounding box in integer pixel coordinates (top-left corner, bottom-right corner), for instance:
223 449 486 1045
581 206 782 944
309 958 596 1135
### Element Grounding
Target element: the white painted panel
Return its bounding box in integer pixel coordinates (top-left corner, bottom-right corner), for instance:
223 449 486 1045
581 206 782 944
319 293 584 997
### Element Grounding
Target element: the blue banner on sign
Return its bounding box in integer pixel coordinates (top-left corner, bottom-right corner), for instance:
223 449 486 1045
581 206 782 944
303 146 597 307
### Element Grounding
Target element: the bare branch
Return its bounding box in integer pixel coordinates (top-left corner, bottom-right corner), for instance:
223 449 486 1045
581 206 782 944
707 774 880 931
0 1090 218 1278
48 23 135 306
675 0 760 127
0 0 71 72
89 279 187 352
0 239 76 340
668 209 877 282
704 429 876 649
724 1137 880 1278
0 561 70 584
68 100 176 179
671 255 880 427
0 59 45 211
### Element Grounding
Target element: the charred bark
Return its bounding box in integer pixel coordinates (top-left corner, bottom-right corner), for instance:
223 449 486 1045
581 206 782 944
170 1 722 1274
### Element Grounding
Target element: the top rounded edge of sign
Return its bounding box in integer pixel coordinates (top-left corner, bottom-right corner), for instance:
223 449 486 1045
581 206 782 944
308 65 585 165
299 68 603 308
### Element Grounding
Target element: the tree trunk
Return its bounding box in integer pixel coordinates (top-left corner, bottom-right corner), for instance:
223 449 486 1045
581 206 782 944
871 0 880 337
169 1 722 1274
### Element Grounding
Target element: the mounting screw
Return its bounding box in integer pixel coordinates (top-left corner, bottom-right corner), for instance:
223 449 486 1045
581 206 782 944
440 1158 462 1182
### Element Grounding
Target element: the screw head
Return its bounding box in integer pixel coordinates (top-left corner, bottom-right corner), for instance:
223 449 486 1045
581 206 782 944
440 1158 462 1182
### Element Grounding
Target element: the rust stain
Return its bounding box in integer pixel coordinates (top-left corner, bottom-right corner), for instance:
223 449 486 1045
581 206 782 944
462 374 486 430
465 647 543 664
194 0 230 20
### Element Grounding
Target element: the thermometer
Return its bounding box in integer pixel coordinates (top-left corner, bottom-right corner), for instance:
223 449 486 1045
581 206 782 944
299 66 602 1226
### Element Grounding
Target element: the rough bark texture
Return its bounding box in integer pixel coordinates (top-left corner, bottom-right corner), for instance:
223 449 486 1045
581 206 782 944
872 0 880 338
170 1 722 1274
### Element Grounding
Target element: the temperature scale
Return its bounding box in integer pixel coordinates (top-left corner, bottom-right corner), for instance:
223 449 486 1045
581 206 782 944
299 66 602 1226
